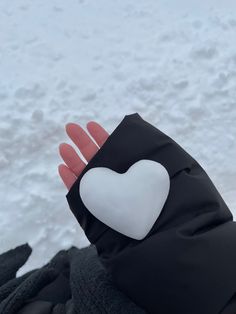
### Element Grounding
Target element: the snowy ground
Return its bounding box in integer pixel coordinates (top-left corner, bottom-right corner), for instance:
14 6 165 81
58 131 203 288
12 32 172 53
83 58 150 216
0 0 236 274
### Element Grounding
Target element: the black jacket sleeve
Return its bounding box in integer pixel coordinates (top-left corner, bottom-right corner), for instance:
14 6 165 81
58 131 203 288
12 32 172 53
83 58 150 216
66 112 236 314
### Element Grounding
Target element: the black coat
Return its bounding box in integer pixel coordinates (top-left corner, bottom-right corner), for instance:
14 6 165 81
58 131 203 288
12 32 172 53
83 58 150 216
66 112 236 314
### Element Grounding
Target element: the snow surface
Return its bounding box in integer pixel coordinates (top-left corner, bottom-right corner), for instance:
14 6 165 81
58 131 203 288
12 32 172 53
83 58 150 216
0 0 236 274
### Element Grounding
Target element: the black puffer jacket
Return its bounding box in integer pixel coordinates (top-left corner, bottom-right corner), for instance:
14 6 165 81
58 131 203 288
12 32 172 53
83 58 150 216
66 112 236 314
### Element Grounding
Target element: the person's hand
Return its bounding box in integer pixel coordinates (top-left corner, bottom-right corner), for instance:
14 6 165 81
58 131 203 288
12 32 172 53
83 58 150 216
58 121 109 190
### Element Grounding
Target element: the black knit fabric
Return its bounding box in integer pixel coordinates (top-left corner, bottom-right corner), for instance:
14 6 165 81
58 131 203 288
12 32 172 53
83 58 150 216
0 243 146 314
0 244 32 287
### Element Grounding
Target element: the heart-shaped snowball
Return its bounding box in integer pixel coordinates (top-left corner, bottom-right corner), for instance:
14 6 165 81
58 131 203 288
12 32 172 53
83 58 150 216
79 159 170 240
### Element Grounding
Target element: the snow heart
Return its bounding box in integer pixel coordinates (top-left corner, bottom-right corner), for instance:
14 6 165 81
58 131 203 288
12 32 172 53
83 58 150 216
79 159 170 240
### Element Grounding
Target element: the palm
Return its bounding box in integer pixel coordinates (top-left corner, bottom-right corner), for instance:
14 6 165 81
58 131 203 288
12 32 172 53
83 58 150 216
58 121 109 190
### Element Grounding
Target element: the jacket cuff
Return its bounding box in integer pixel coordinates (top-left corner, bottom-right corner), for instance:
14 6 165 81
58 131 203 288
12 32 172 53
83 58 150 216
65 112 235 314
66 112 225 248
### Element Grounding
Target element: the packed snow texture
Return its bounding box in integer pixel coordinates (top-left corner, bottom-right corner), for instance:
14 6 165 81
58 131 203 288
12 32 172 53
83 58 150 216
0 0 236 274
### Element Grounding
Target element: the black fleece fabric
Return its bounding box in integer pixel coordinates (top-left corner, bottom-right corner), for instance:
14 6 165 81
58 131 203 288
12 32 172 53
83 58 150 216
0 243 145 314
66 112 236 314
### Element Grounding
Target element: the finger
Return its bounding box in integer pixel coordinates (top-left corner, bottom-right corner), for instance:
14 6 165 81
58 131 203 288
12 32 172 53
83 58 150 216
66 123 99 162
58 164 77 190
59 143 86 176
86 121 109 147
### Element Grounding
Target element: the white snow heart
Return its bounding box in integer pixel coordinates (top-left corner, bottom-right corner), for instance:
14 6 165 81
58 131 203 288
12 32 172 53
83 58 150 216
79 159 170 240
